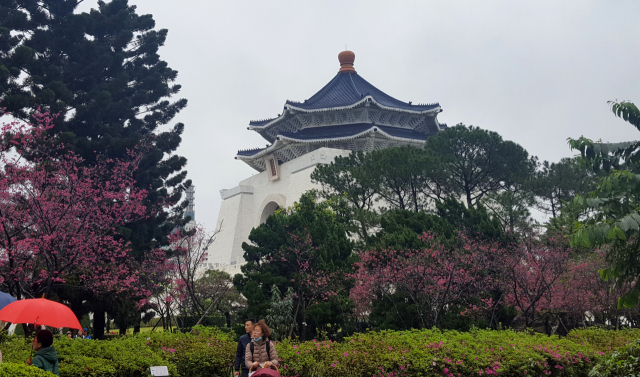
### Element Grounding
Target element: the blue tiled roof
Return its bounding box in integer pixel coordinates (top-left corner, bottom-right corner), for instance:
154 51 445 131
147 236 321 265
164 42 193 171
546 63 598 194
278 123 429 142
285 71 439 112
237 147 266 156
249 118 278 127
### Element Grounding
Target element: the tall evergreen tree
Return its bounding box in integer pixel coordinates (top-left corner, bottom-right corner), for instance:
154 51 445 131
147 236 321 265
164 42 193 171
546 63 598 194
0 0 190 337
533 158 597 218
233 192 355 340
311 150 379 243
0 0 190 255
0 0 189 254
423 124 536 207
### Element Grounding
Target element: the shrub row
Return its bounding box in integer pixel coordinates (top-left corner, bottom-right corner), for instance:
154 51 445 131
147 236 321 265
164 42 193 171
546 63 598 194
1 327 638 376
0 363 55 376
1 326 236 377
276 328 640 377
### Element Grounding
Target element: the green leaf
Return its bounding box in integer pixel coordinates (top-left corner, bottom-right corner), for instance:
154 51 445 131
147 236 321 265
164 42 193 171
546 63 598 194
619 287 640 308
608 226 627 241
619 212 640 231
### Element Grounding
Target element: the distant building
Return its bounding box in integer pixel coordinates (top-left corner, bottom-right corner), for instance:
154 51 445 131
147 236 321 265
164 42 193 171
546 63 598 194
184 185 196 231
210 51 446 274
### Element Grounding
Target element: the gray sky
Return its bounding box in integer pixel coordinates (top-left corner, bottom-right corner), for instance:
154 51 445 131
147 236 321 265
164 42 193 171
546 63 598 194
78 0 640 232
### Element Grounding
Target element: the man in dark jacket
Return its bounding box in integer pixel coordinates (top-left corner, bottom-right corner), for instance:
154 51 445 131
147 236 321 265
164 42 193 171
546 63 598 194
234 319 254 377
27 329 59 376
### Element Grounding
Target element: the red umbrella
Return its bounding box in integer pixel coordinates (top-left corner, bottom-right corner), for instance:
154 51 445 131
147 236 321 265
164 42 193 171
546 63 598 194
0 297 82 329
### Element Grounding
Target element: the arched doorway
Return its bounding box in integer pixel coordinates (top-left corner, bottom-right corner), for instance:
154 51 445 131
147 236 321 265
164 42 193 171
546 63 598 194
259 201 280 224
257 194 286 225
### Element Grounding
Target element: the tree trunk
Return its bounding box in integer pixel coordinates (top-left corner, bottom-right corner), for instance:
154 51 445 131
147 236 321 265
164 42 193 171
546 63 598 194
21 323 34 338
289 299 302 338
93 309 106 340
133 311 141 334
105 314 111 334
301 304 307 341
69 298 84 328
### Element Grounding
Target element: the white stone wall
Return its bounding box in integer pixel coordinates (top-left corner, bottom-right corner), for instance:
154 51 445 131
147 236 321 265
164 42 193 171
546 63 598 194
209 147 350 275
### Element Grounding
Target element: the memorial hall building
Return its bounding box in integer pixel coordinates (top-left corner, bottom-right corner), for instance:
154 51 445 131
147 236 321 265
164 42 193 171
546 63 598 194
210 51 446 274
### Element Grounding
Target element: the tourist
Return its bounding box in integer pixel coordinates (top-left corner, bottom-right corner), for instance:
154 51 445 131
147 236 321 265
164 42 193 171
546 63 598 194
66 331 73 339
245 319 278 372
234 319 254 377
74 328 92 339
27 329 59 376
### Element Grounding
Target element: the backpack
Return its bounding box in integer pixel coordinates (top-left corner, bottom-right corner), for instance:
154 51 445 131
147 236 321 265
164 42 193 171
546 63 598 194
250 340 271 361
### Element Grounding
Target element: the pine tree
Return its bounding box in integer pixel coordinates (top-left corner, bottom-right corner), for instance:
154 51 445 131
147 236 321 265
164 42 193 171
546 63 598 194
0 0 190 337
234 191 355 340
0 0 189 253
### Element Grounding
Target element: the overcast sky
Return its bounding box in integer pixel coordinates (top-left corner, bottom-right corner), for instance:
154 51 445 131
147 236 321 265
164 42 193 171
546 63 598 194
77 0 640 232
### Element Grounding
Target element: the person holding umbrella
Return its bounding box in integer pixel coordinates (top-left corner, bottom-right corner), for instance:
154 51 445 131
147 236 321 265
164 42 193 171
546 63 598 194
0 294 81 374
26 329 59 376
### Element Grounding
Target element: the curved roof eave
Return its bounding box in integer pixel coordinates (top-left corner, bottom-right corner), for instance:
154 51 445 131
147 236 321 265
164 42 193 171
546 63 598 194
278 126 428 144
286 96 441 115
237 128 427 161
236 140 284 161
248 97 441 131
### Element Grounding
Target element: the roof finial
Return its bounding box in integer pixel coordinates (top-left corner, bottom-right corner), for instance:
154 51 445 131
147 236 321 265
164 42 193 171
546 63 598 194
338 50 355 73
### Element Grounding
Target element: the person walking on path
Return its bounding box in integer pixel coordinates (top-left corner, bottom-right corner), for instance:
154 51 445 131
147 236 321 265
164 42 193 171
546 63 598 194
245 320 278 372
234 319 254 377
27 329 59 376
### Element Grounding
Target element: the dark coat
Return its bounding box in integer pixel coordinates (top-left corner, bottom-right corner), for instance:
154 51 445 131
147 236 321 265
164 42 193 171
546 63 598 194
235 334 252 372
32 346 59 376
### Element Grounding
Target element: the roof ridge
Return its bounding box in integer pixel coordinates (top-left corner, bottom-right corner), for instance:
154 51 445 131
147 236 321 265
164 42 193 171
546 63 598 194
347 71 362 97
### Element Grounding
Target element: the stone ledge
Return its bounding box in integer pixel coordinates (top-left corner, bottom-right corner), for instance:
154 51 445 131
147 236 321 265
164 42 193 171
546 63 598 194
219 185 254 200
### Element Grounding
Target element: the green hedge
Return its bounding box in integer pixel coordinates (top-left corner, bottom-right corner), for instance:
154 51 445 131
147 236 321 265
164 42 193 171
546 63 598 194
276 329 611 377
1 326 235 377
589 339 640 377
0 363 55 376
1 327 639 376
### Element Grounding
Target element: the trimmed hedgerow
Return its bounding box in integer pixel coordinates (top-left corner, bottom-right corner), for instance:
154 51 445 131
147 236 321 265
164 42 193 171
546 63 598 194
1 326 639 376
1 335 181 377
143 327 236 377
0 363 55 376
277 328 604 377
589 339 640 377
565 328 640 353
1 326 235 377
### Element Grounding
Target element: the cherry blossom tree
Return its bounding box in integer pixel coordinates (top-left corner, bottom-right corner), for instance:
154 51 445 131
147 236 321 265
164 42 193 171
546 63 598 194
168 226 216 315
554 249 640 330
497 236 572 328
351 232 496 329
157 226 240 330
265 232 347 337
0 111 158 301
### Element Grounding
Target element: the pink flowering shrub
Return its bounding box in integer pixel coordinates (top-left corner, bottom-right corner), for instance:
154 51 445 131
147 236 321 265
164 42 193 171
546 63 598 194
2 326 639 376
146 327 236 377
276 328 639 377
